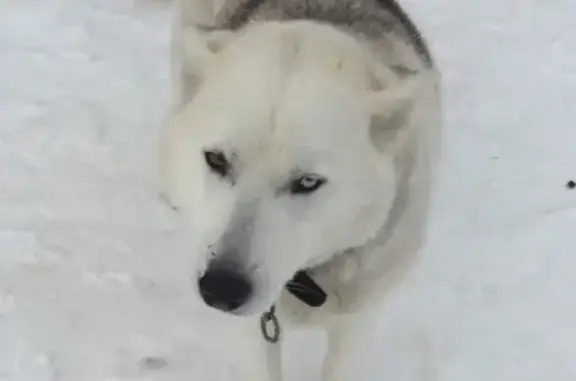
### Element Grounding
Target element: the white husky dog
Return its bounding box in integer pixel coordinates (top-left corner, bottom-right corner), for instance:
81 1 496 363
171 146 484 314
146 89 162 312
159 0 441 379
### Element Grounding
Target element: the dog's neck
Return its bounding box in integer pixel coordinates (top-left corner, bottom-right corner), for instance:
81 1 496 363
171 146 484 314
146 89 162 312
286 245 358 307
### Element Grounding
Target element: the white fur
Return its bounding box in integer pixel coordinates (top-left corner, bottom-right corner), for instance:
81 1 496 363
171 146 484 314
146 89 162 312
160 1 441 380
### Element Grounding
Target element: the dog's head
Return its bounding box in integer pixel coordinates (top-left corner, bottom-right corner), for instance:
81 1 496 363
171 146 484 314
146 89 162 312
160 21 421 315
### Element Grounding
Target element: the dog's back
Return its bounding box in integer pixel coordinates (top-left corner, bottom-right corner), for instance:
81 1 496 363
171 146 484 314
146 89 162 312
172 0 436 109
213 0 432 68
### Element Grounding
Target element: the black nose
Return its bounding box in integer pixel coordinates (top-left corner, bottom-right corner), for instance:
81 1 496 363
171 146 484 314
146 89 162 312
198 268 252 312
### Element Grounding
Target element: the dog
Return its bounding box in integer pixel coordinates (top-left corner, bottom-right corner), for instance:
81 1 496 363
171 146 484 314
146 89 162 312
159 0 441 379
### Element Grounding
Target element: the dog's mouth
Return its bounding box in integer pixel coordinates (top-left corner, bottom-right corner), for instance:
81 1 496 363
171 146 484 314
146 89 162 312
285 270 327 307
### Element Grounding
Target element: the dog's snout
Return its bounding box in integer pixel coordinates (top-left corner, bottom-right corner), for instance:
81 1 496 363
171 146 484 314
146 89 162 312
198 265 252 312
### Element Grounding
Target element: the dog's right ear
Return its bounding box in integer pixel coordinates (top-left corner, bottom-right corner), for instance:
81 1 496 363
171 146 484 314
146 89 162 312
366 66 420 154
181 27 235 83
366 65 437 154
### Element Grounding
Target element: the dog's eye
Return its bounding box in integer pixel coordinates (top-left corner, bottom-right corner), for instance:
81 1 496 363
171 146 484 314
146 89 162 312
203 150 230 177
290 174 327 195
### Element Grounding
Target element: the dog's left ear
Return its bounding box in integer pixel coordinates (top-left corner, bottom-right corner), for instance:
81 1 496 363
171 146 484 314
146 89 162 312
181 27 236 79
366 66 428 153
176 27 236 107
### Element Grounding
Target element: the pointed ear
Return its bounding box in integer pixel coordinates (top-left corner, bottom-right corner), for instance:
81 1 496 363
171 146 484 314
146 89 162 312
366 67 426 153
175 27 236 107
181 27 235 80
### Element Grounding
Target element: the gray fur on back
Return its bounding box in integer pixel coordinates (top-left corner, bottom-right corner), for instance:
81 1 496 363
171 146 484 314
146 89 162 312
211 0 433 67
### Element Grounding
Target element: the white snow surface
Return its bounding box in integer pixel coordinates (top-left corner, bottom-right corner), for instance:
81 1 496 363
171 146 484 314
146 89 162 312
1 0 576 380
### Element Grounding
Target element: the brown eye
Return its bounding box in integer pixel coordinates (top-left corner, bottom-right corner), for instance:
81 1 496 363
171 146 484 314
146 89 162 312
203 150 230 177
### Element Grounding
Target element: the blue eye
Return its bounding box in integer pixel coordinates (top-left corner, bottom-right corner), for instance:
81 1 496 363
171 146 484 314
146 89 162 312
290 174 327 194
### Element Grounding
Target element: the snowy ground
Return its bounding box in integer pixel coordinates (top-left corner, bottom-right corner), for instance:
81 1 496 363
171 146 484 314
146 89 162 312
1 0 575 380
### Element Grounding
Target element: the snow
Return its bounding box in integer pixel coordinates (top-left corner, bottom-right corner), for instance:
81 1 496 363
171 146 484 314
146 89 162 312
1 0 575 380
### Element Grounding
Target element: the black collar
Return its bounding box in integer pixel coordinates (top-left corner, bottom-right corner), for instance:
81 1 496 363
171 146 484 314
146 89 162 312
261 271 327 343
285 271 327 307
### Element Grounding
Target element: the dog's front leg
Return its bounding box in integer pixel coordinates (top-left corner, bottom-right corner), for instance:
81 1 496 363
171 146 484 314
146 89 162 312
322 310 379 381
224 319 282 381
240 340 282 381
266 339 283 381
